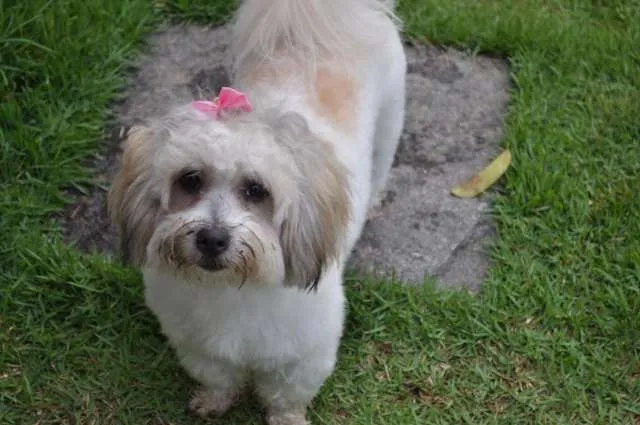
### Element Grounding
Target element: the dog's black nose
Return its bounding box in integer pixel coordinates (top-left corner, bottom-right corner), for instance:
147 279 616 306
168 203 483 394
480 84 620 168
195 227 231 257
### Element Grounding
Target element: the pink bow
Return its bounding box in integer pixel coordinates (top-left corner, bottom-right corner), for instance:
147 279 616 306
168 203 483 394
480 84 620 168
192 87 253 119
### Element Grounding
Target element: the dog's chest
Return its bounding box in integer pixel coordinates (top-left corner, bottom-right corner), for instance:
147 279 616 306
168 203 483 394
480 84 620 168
142 271 344 367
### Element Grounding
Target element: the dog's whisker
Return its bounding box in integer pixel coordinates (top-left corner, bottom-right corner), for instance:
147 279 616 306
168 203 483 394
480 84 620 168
238 224 263 250
240 240 257 263
240 253 249 288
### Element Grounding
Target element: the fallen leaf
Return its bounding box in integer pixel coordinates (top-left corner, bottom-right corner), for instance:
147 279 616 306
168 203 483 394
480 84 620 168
451 149 511 198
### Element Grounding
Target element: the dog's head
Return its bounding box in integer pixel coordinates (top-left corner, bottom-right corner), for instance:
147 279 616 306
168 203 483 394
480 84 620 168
108 105 350 289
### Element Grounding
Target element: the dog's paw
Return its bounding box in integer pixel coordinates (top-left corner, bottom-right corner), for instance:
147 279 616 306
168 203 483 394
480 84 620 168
265 409 308 425
188 386 236 418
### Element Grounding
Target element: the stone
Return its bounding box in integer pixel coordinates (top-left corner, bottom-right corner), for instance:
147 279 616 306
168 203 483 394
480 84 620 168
59 25 510 290
350 43 510 289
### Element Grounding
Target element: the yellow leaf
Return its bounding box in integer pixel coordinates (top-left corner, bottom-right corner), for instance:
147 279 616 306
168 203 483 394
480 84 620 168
451 149 511 198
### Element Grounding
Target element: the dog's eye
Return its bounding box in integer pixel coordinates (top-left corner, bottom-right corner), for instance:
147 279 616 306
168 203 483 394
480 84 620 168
243 181 269 202
178 171 202 194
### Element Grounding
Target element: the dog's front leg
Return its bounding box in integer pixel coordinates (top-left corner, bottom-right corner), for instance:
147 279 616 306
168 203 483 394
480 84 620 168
178 351 246 418
255 352 337 425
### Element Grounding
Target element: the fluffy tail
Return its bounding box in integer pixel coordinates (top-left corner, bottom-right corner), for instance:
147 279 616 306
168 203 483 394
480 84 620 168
231 0 399 72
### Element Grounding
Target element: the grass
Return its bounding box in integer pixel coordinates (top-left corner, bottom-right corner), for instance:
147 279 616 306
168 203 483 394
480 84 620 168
1 0 639 423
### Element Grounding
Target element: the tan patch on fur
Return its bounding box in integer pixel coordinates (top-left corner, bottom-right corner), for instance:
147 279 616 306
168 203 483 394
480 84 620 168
108 126 161 265
241 63 358 133
108 127 152 223
314 144 351 260
313 69 357 132
274 112 352 287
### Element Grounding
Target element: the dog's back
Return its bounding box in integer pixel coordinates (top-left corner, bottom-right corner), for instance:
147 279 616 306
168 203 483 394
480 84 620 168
231 0 399 73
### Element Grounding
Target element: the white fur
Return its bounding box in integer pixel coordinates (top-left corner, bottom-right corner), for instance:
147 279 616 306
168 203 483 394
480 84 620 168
232 0 399 75
116 1 407 423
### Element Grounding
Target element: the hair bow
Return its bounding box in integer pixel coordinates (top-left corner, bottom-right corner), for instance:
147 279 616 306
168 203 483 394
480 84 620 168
192 87 253 119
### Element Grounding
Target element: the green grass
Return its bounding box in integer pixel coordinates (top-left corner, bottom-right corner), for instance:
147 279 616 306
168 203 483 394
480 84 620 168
1 0 639 423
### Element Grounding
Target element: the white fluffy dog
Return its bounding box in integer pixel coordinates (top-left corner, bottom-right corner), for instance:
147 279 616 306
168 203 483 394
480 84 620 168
108 0 406 423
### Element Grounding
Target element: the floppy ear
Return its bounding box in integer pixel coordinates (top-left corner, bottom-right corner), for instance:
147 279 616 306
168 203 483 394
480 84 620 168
272 113 351 290
107 126 163 266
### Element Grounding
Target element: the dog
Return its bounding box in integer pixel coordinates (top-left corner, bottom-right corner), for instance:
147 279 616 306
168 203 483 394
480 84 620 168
108 0 406 423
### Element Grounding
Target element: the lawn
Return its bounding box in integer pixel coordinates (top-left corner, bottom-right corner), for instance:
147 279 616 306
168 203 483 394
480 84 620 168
1 0 639 424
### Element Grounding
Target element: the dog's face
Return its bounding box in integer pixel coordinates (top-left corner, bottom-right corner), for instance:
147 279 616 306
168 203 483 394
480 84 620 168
108 108 350 289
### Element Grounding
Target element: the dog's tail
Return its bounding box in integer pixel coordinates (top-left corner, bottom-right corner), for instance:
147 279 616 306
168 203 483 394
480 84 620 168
231 0 399 73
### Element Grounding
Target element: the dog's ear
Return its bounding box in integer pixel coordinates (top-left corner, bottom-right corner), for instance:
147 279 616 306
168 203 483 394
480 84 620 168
108 126 163 267
272 113 351 290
